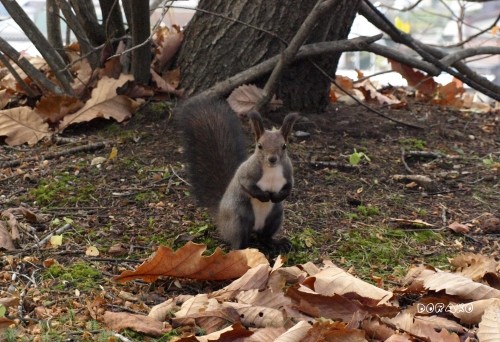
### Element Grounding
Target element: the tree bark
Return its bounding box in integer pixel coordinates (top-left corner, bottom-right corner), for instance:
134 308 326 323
126 0 151 84
175 0 360 112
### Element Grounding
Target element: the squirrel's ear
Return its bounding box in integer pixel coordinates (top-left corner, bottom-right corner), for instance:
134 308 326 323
280 113 300 141
248 111 264 140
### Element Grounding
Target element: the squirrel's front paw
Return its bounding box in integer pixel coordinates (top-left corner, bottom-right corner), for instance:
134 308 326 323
254 192 271 202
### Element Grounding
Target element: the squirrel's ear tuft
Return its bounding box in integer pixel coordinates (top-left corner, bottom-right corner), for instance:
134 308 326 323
280 113 300 141
248 111 265 140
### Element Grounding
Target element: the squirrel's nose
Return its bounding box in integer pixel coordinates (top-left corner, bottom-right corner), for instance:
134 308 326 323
268 156 278 164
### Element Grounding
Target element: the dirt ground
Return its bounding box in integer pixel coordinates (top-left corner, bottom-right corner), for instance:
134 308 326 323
0 100 498 340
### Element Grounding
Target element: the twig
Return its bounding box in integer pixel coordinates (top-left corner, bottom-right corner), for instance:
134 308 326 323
33 223 73 248
0 141 108 169
400 148 414 173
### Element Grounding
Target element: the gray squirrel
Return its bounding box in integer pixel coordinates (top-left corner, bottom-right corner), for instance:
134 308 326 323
177 98 299 249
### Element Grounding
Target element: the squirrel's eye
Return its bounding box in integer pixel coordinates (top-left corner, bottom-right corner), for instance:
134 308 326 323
282 144 287 150
257 143 263 149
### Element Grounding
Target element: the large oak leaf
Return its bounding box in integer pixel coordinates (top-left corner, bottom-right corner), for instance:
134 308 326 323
112 242 268 283
59 75 138 130
0 106 51 146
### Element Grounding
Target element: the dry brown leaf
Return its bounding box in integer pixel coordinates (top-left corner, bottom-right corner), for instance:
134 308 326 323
450 298 500 324
286 284 399 322
383 311 460 342
477 300 500 342
35 95 84 124
274 321 312 342
173 302 240 335
451 253 498 281
303 264 393 304
227 84 283 116
245 327 287 342
448 221 470 234
151 69 184 96
0 221 15 250
303 320 367 342
148 298 178 322
423 272 500 300
223 302 284 328
360 317 396 340
389 59 438 96
0 106 51 146
356 79 401 106
236 288 291 309
59 75 138 130
211 263 271 300
196 322 253 342
152 26 184 71
103 311 171 337
0 89 13 110
384 333 413 342
0 317 15 330
112 242 268 283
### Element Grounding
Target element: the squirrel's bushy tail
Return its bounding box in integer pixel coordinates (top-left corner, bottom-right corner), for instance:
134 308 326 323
176 98 248 211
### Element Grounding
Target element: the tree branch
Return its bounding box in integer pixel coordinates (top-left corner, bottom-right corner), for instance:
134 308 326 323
0 0 74 95
0 37 65 95
194 35 382 100
359 0 500 101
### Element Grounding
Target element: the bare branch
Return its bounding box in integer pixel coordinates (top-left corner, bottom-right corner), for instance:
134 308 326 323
440 46 500 66
359 0 500 101
0 0 74 95
195 35 382 100
0 53 37 97
0 37 65 95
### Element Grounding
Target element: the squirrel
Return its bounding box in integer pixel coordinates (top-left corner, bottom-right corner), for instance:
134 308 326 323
176 97 300 249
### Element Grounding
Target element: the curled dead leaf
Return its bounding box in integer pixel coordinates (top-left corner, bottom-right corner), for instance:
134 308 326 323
112 242 268 283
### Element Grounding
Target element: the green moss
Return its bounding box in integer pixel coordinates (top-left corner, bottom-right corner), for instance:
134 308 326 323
357 205 380 217
288 227 321 264
400 138 426 151
28 173 96 207
331 226 447 280
43 262 102 291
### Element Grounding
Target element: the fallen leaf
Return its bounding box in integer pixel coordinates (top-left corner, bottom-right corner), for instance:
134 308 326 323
451 253 498 281
389 59 438 96
302 264 393 303
35 95 84 124
59 75 138 130
50 235 63 248
103 311 171 337
227 84 283 116
423 272 500 300
85 246 99 256
271 321 311 342
477 300 500 342
112 242 268 283
0 107 51 146
448 221 470 234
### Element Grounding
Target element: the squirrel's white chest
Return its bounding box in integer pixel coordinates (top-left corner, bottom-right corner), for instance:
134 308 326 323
251 165 286 231
257 165 286 192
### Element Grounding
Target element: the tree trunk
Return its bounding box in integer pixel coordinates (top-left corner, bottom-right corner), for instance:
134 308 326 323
175 0 360 112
